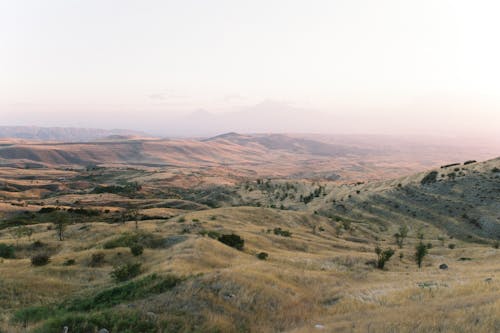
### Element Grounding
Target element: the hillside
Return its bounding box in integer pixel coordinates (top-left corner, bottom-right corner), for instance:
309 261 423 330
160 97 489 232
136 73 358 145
0 156 498 332
1 133 498 185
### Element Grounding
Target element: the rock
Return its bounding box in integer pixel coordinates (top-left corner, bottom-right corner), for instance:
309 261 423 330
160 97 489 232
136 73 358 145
484 277 493 283
98 329 109 333
439 263 448 270
314 324 325 329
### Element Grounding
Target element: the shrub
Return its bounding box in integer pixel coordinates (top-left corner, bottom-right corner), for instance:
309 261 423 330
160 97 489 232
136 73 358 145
394 225 408 248
257 252 269 260
218 234 244 250
63 259 76 266
273 227 292 237
199 230 220 239
493 241 499 249
0 243 15 259
375 246 395 269
415 242 428 268
110 263 142 282
448 243 456 249
89 252 105 267
130 244 144 256
31 253 50 266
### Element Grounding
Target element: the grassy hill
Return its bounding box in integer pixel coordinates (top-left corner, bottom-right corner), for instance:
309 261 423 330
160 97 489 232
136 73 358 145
0 157 498 332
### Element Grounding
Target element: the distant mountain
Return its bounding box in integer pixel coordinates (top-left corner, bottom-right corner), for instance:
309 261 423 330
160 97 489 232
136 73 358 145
0 126 151 142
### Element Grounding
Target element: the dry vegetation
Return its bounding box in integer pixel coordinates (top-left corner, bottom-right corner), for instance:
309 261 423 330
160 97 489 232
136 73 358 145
0 145 498 332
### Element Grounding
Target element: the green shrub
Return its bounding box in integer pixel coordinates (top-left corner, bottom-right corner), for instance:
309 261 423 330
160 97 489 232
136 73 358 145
63 259 76 266
110 263 142 282
375 246 394 269
0 243 15 259
415 242 428 268
448 243 456 249
273 227 292 237
130 244 144 256
218 234 244 250
31 253 50 266
257 252 269 260
493 241 499 249
199 230 220 239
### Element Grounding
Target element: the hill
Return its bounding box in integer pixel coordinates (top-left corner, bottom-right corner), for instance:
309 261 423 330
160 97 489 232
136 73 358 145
0 133 497 185
0 155 498 332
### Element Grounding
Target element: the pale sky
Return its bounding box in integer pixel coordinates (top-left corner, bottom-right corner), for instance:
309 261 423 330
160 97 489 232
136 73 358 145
1 0 499 137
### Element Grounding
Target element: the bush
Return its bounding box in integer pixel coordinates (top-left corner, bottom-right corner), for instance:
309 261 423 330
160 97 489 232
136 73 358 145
111 263 142 282
63 259 76 266
89 253 105 267
375 246 394 269
273 227 292 237
448 243 456 249
415 242 428 268
0 243 15 259
257 252 269 260
31 253 50 266
218 234 244 250
130 244 144 256
199 230 220 239
104 232 163 249
493 241 499 249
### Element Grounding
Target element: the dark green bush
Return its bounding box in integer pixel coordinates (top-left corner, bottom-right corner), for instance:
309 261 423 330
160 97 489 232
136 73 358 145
257 252 269 260
199 230 220 239
218 234 244 250
0 243 15 258
130 244 144 256
375 246 394 269
63 259 76 266
448 243 456 249
273 227 292 237
110 263 142 282
31 253 50 266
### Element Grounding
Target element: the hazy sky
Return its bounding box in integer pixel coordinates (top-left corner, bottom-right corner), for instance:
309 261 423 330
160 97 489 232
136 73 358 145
1 0 499 137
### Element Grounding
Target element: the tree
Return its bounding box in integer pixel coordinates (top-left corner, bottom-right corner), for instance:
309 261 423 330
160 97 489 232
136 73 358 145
415 242 428 268
125 207 140 230
52 211 69 241
394 225 408 248
375 246 395 269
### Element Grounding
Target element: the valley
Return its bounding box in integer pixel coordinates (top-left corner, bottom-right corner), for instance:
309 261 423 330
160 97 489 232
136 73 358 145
0 135 498 332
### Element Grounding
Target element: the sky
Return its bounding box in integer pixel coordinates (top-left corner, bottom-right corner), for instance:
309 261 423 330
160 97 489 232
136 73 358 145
1 0 499 137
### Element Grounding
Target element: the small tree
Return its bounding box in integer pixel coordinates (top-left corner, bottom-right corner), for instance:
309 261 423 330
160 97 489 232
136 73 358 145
125 208 140 230
52 212 68 241
394 225 408 248
415 242 428 268
375 246 395 269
